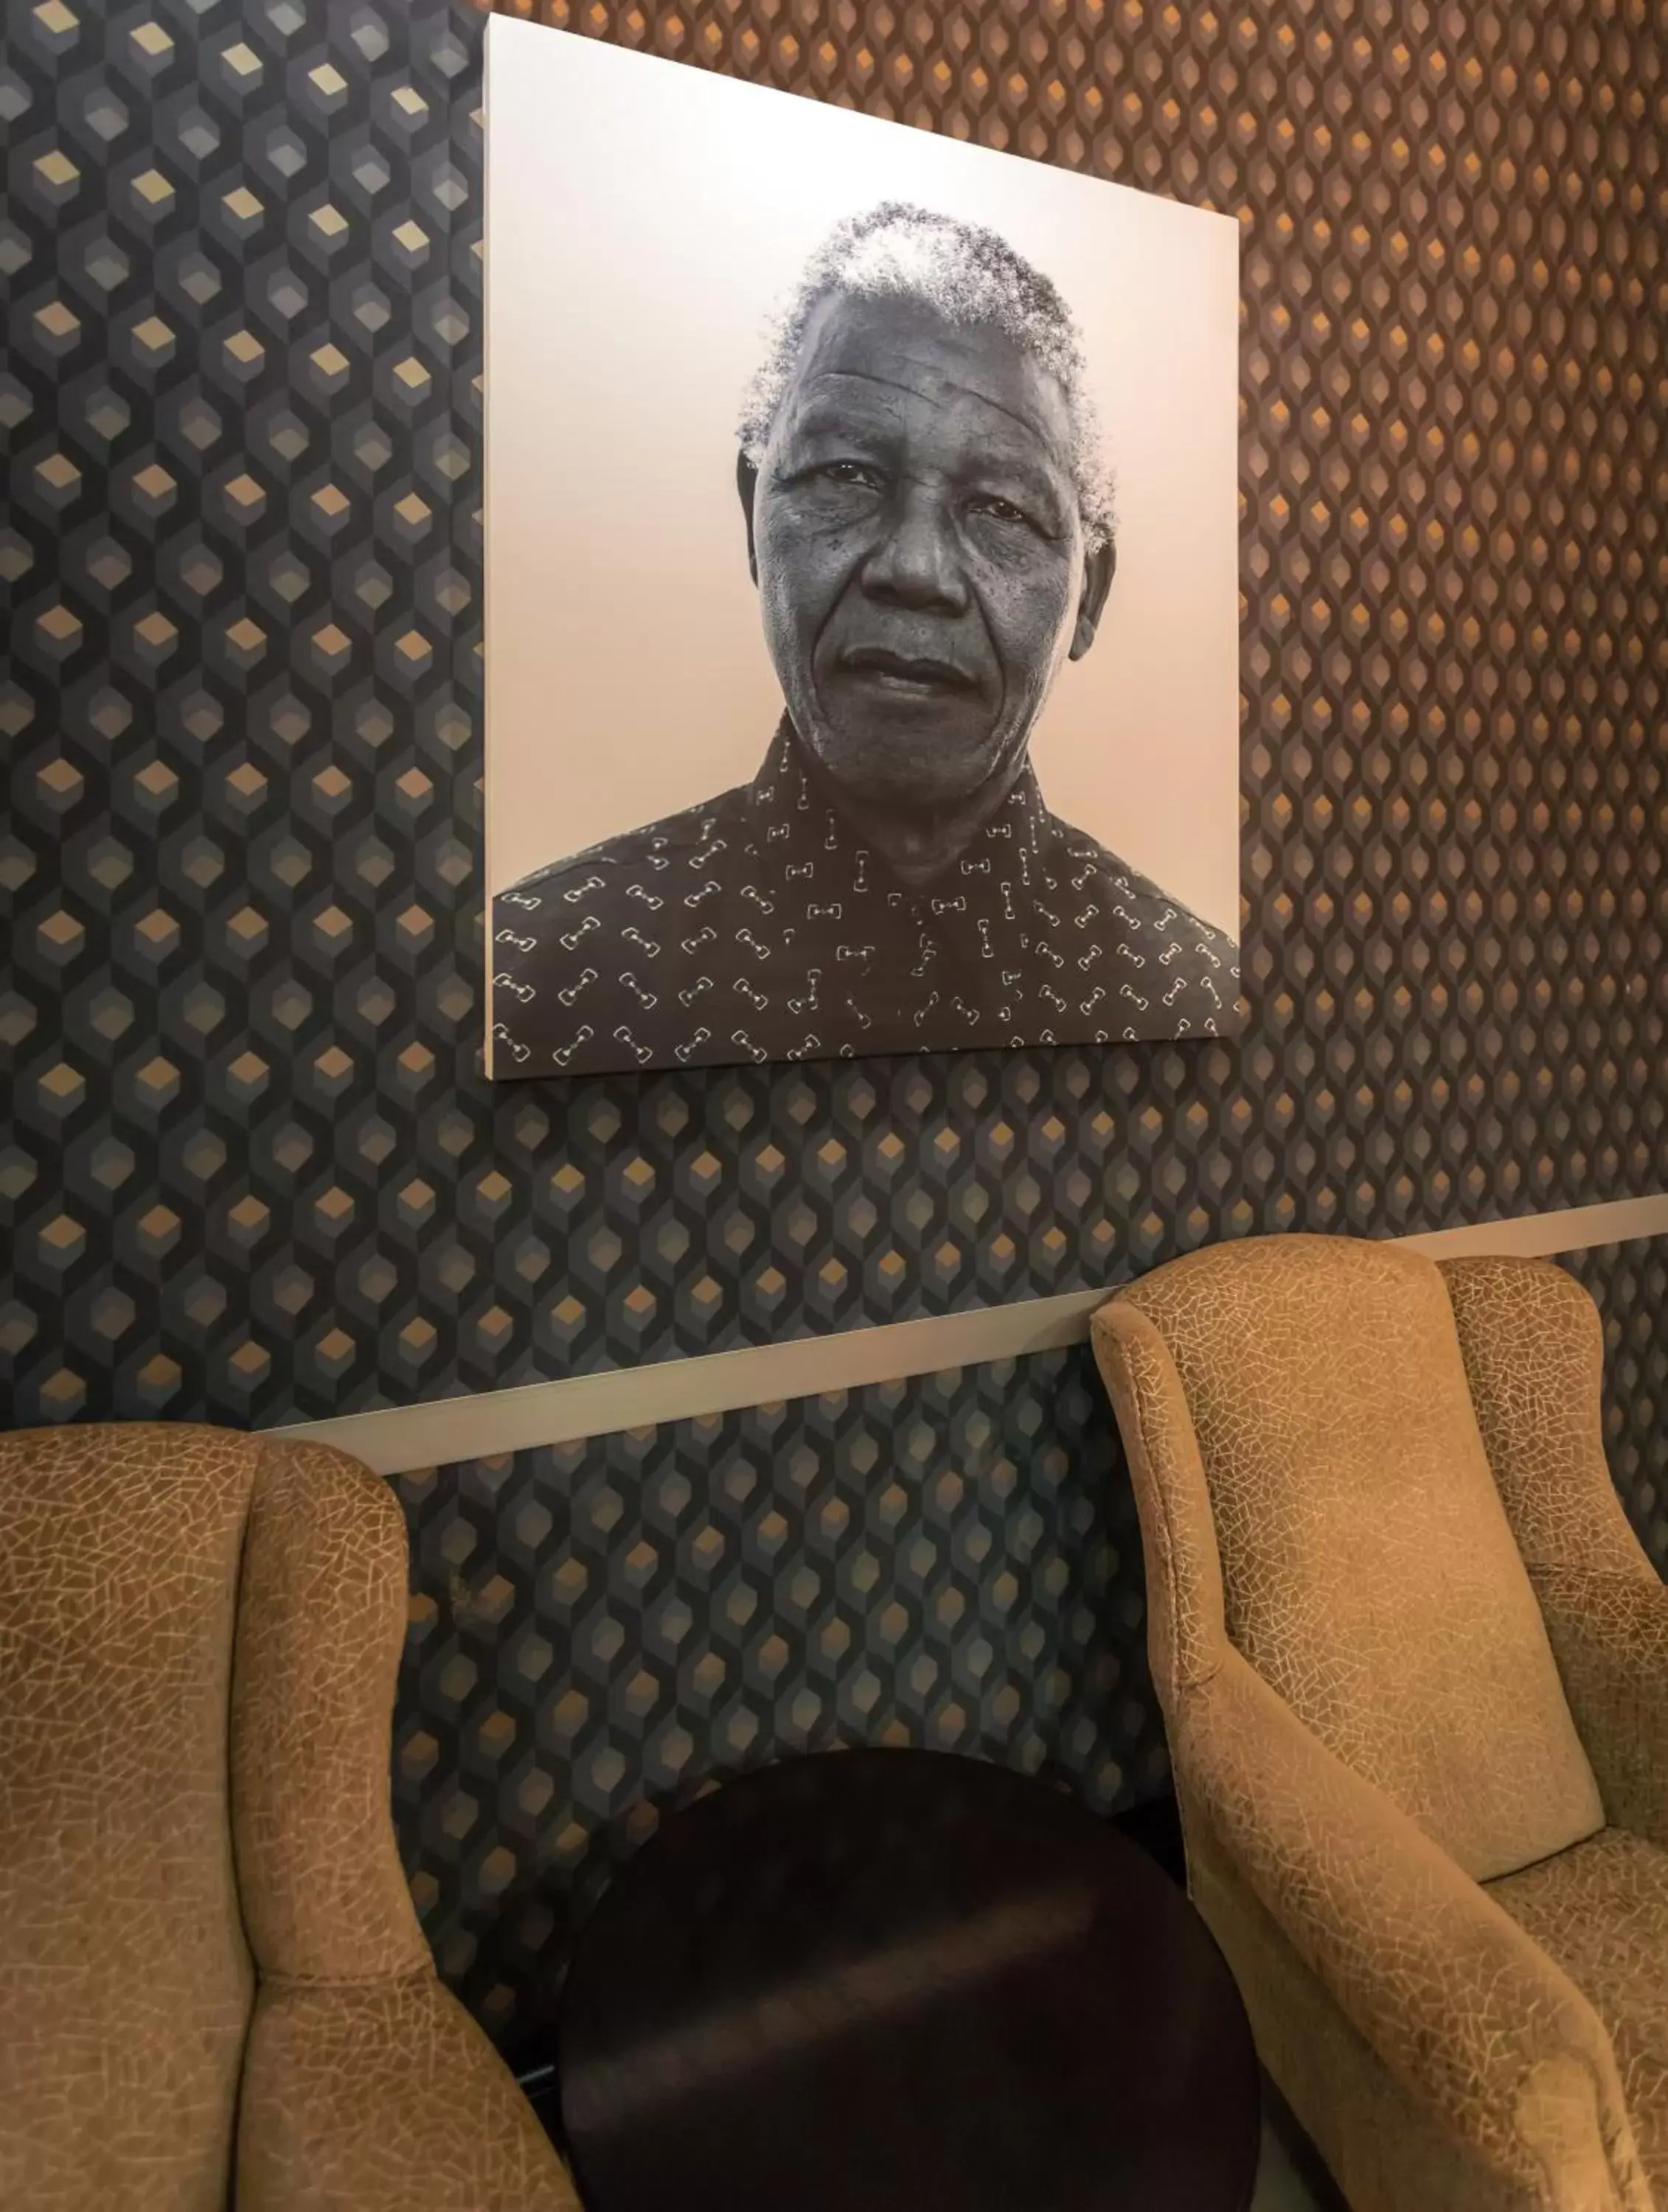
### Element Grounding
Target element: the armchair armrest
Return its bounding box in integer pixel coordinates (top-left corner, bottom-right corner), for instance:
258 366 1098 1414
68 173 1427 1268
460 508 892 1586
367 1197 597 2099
236 1968 582 2212
1532 1566 1668 1850
1176 1645 1653 2212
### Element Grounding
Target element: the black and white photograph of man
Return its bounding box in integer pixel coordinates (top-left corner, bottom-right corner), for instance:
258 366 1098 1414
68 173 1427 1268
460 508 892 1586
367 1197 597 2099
484 27 1240 1078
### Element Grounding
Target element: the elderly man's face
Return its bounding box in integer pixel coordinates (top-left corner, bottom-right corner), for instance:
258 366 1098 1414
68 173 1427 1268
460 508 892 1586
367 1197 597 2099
741 291 1111 850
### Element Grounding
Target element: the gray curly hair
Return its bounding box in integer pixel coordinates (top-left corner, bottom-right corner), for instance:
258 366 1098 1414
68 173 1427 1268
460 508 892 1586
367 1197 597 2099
738 201 1116 553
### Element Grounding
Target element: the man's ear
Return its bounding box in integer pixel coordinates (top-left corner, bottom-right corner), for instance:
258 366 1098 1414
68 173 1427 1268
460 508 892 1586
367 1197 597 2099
1068 535 1116 661
737 450 760 586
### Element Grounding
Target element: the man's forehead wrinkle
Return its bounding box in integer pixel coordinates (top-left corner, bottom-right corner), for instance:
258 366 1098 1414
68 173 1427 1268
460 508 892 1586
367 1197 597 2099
786 361 1071 463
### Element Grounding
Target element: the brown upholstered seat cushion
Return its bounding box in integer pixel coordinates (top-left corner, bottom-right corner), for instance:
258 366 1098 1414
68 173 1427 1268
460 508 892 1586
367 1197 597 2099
1490 1829 1668 2202
1119 1235 1603 1881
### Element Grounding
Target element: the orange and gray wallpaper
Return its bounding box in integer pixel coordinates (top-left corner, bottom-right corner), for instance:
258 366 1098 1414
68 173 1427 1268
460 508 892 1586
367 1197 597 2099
400 1245 1665 2053
1 0 1664 2055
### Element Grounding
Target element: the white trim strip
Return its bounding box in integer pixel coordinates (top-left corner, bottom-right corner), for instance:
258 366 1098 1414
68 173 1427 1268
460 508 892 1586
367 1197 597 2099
1394 1197 1668 1258
275 1194 1668 1475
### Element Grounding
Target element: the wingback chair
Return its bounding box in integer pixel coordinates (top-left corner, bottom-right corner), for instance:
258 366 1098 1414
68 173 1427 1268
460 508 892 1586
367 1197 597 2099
0 1422 580 2212
1092 1237 1668 2212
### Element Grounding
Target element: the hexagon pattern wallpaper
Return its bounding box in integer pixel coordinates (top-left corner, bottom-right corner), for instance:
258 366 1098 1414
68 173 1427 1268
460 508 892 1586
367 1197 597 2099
1 0 1664 2058
397 1248 1668 2054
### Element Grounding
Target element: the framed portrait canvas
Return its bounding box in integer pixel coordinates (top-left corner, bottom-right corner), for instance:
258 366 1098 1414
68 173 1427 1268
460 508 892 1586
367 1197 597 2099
484 21 1240 1079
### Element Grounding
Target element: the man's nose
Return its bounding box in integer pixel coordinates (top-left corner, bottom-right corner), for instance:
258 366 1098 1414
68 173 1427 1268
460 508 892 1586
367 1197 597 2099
859 486 969 615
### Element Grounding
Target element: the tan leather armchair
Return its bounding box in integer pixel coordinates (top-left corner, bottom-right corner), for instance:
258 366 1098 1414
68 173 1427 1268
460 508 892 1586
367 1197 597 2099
1091 1237 1668 2212
0 1423 582 2212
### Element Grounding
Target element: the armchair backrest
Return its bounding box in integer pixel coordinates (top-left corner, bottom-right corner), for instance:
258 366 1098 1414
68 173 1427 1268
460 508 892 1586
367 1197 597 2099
0 1424 426 2209
1440 1253 1655 1584
1100 1235 1605 1882
0 1425 257 2210
229 1436 430 1986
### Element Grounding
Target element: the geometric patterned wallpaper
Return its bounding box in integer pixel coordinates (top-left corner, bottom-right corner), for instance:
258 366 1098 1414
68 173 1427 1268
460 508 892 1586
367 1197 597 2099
1 0 1663 1428
1563 1237 1668 1569
1 0 1664 2059
398 1237 1667 2057
396 1340 1148 2051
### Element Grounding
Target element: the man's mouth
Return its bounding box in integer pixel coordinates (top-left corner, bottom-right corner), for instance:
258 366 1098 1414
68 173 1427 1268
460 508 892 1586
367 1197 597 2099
838 646 978 697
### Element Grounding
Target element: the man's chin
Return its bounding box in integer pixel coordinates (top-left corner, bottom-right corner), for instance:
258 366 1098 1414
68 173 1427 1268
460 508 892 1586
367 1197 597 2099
797 708 1008 798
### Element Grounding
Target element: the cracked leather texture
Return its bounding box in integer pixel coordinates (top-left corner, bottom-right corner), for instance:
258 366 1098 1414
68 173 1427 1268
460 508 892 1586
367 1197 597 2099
1492 1829 1668 2208
1111 1234 1602 1882
232 1436 433 1983
1186 1826 1576 2212
1092 1236 1667 2212
1443 1258 1661 1582
0 1422 577 2212
1175 1655 1652 2212
237 1972 577 2212
1445 1256 1668 1853
1531 1573 1668 1858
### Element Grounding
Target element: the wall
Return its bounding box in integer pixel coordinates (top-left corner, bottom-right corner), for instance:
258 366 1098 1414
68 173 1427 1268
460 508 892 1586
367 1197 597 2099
396 1242 1667 2051
0 0 1663 2059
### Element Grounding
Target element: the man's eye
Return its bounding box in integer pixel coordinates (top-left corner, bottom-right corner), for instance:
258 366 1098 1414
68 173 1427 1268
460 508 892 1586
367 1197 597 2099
969 493 1035 530
817 460 879 488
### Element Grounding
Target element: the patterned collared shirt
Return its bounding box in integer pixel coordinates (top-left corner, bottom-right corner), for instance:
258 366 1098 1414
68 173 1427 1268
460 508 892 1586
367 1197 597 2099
490 722 1238 1077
